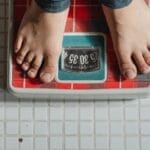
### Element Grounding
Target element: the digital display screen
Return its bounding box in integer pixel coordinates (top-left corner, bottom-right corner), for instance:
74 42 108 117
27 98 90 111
61 47 100 72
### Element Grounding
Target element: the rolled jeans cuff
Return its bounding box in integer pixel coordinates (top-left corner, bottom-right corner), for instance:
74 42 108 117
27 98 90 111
101 0 132 9
35 0 70 12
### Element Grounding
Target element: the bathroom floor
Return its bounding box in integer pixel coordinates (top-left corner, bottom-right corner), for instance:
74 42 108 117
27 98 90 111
0 0 150 150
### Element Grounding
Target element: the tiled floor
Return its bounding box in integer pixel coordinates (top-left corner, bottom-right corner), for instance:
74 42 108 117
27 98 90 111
0 0 150 150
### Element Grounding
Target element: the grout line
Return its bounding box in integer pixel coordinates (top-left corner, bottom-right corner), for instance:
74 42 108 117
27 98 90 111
4 92 6 150
33 99 35 150
18 99 21 150
48 100 50 150
63 100 65 150
108 100 111 150
138 99 142 150
78 100 80 150
93 100 96 150
123 100 126 150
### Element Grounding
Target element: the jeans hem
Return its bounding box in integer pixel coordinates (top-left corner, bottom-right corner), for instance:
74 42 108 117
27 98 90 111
35 0 70 13
101 0 132 9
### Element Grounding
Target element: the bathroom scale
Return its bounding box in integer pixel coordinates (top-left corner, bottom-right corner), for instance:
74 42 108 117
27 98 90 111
7 0 150 99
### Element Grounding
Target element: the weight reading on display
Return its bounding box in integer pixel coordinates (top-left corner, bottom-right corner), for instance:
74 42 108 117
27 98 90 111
61 47 100 72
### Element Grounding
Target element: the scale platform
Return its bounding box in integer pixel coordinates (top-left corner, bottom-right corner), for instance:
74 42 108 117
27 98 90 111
7 0 150 99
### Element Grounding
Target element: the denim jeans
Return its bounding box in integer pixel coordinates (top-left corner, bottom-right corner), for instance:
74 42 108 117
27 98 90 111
35 0 132 12
101 0 132 8
35 0 70 12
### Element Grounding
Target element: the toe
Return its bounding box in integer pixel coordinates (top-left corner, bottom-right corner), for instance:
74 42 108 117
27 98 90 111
133 52 150 73
27 55 43 78
14 34 23 53
116 50 137 79
40 53 58 83
21 52 35 71
16 46 29 65
143 51 150 65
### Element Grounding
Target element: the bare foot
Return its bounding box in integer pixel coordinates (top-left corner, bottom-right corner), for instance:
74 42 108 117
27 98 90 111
102 0 150 79
14 0 69 83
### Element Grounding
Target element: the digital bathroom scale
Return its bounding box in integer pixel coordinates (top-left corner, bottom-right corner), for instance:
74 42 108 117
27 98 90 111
7 0 150 99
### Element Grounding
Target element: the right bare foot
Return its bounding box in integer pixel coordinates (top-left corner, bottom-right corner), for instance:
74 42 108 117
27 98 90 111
14 0 69 83
102 0 150 79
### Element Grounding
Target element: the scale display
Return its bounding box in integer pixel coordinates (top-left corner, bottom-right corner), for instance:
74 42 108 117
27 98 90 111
57 34 106 82
61 47 100 72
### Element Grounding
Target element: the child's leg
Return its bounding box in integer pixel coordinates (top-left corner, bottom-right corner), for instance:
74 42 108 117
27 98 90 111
15 0 70 83
102 0 150 79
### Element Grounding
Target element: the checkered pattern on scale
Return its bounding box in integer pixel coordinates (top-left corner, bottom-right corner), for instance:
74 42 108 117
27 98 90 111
12 0 150 89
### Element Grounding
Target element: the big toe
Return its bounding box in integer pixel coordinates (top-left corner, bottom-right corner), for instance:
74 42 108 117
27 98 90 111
116 50 137 79
40 54 58 83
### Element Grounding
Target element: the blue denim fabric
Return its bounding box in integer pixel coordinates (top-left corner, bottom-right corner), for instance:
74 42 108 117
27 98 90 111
35 0 132 12
100 0 132 9
35 0 70 12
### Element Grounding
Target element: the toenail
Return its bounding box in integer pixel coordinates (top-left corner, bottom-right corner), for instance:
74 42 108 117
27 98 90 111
123 69 136 79
40 72 52 82
16 58 22 64
147 59 150 64
142 66 150 73
22 63 29 71
28 70 36 78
